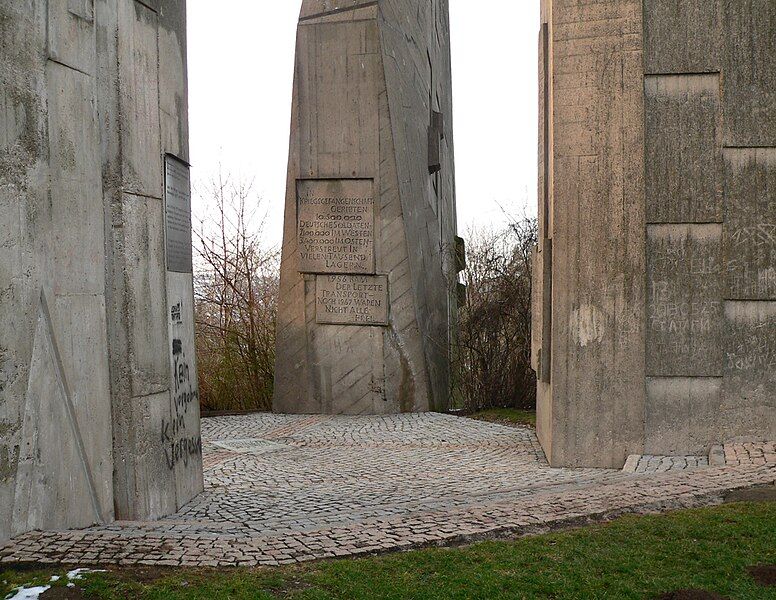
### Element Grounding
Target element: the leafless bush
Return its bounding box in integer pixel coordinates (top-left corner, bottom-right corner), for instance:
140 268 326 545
453 217 538 411
193 175 280 412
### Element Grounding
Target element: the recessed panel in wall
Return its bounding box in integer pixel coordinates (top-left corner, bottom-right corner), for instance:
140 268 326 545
722 301 776 439
297 179 375 274
315 274 388 326
643 0 720 74
722 0 776 146
645 75 722 224
723 149 776 300
647 224 724 377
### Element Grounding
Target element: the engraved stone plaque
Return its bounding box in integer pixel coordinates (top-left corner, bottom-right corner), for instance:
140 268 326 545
164 155 193 274
297 179 374 274
316 275 389 326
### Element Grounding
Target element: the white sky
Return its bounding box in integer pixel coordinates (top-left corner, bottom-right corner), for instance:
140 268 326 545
187 1 539 245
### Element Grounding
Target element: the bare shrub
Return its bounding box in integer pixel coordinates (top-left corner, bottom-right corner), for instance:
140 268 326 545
454 217 538 412
193 175 280 412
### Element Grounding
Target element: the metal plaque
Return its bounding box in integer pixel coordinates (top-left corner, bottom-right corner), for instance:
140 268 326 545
315 275 389 326
297 179 375 274
164 155 193 273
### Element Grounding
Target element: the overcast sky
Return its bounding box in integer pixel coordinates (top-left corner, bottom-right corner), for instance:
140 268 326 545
187 1 539 245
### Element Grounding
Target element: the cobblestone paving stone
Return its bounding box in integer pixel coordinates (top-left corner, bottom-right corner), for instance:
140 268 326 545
1 414 773 567
627 455 710 474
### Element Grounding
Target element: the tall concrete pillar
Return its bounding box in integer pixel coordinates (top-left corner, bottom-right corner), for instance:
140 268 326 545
0 0 202 542
274 0 460 415
534 0 775 468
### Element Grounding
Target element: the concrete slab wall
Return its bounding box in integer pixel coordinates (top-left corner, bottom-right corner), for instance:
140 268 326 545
646 224 724 377
723 149 776 300
721 0 776 147
644 75 722 224
1 0 114 542
536 0 775 466
0 0 201 543
101 0 203 521
535 0 647 468
274 0 458 414
642 1 775 453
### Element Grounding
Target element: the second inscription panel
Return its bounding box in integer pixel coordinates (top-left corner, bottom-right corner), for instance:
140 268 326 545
316 275 389 326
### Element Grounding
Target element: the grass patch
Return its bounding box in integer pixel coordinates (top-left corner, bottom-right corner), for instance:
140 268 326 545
2 503 774 599
468 408 537 428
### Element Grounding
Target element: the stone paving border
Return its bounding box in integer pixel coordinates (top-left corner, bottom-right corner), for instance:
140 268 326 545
0 415 772 568
622 454 710 474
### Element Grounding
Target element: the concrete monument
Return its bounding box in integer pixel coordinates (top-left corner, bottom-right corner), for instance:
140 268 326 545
274 0 461 415
0 0 202 543
534 0 776 468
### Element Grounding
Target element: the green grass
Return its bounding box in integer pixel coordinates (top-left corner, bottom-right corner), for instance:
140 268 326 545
2 503 774 599
469 408 537 428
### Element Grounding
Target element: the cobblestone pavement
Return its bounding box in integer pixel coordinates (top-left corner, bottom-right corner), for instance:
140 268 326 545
1 414 774 567
624 454 710 474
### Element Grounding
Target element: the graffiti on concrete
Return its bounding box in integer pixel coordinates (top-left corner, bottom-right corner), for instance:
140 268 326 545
162 337 201 470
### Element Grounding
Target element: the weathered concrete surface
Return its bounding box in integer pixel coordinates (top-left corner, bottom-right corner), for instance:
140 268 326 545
0 0 113 543
723 149 776 300
101 0 203 523
534 0 647 468
646 224 723 377
535 0 775 467
645 75 722 224
0 0 201 543
643 0 721 74
274 0 459 414
722 302 776 442
646 377 722 456
722 0 776 147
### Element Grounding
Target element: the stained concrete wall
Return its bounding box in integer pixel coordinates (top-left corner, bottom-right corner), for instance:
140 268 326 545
534 0 647 468
0 0 202 543
534 0 775 467
274 0 459 414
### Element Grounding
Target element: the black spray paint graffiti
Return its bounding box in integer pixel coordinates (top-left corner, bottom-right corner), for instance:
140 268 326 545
171 302 183 325
162 338 202 470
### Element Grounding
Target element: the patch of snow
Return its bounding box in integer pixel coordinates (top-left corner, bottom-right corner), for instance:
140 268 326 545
66 568 107 581
48 576 60 583
5 585 51 600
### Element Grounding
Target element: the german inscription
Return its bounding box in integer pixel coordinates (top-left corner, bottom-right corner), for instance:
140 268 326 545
316 275 389 326
298 179 375 274
164 155 193 274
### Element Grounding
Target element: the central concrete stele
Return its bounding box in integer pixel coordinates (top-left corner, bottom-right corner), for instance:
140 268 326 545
274 0 461 415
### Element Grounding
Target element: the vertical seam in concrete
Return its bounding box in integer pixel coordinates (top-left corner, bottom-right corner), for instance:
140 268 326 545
39 291 104 524
151 0 177 512
641 8 650 456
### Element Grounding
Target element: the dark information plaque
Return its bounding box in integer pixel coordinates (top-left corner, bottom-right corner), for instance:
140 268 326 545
315 275 389 326
297 179 375 274
164 155 193 274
